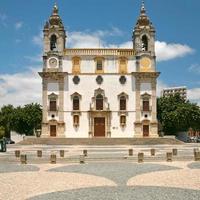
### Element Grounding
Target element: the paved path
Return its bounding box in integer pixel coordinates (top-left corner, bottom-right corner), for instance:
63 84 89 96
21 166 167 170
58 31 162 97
0 161 200 200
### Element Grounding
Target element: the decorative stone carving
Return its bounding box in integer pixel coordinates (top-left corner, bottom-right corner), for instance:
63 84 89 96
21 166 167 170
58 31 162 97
119 76 126 84
73 76 80 84
96 75 103 85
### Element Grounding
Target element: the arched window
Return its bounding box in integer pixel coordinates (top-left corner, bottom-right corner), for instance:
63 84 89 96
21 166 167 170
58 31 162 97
73 96 80 110
50 34 57 51
120 96 126 110
73 115 79 126
96 94 103 110
142 35 148 51
120 115 126 126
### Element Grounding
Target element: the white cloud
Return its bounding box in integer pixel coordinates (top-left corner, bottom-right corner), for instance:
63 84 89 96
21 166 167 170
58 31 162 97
157 80 200 105
155 41 194 62
32 32 43 47
25 54 42 63
188 88 200 105
0 67 41 107
15 21 23 30
188 64 200 74
157 80 169 97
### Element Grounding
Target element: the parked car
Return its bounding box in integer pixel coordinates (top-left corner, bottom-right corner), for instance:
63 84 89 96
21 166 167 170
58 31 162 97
5 138 15 144
197 137 200 143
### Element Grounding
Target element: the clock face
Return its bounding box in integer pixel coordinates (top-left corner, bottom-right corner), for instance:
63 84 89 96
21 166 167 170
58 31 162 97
140 57 152 72
49 58 58 68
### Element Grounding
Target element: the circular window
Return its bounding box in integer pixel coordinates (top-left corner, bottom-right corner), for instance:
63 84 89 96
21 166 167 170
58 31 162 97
119 76 126 84
73 76 80 84
96 75 103 85
145 114 148 118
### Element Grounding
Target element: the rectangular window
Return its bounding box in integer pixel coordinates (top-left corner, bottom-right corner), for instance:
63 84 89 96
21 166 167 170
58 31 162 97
97 60 103 71
73 98 79 110
143 100 149 111
119 58 127 73
72 57 80 74
50 100 57 111
120 99 126 110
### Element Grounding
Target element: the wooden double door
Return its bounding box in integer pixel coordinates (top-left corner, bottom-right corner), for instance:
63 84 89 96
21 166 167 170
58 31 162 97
143 125 149 137
94 117 105 137
50 125 57 137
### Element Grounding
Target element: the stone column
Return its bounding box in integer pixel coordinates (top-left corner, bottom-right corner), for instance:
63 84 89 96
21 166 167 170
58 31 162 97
58 77 65 137
134 76 142 137
151 78 157 122
135 77 141 122
151 78 158 137
41 78 49 137
58 78 64 122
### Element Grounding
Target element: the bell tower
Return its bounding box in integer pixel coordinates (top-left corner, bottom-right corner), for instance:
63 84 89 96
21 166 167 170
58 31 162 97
133 1 160 138
39 4 67 138
43 4 66 55
133 1 155 57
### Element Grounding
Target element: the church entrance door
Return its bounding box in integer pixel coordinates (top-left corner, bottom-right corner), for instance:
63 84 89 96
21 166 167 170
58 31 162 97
50 125 57 137
143 125 149 137
94 117 105 137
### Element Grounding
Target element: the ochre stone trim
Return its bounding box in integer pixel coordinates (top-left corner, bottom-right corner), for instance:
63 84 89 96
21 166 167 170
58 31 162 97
64 48 135 56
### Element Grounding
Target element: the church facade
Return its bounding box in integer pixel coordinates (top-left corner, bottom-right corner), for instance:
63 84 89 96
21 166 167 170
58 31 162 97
39 3 160 138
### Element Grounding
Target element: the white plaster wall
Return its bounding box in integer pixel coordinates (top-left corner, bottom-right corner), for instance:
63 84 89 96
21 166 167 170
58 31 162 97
110 112 135 137
128 58 136 72
47 82 59 93
63 74 136 137
140 83 152 95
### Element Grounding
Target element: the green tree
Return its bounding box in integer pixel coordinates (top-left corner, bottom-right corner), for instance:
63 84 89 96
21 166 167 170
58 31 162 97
12 103 42 136
157 94 200 135
0 105 15 138
0 126 5 139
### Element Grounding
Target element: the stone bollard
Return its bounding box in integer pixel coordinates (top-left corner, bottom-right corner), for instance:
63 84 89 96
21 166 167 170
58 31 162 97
194 148 199 154
50 154 56 164
80 155 85 164
166 152 172 162
37 150 42 157
150 149 155 156
83 150 88 157
15 150 20 158
129 149 133 156
20 154 27 164
138 152 144 163
60 150 65 157
194 150 200 161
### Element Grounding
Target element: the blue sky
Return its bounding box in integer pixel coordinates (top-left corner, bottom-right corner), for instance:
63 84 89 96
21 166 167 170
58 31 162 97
0 0 200 106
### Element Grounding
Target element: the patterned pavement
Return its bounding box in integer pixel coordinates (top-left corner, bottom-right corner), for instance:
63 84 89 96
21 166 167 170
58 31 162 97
0 161 200 200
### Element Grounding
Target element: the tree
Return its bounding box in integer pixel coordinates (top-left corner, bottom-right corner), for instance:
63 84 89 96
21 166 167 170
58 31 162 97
12 103 42 136
0 126 5 139
157 94 200 135
0 105 15 138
